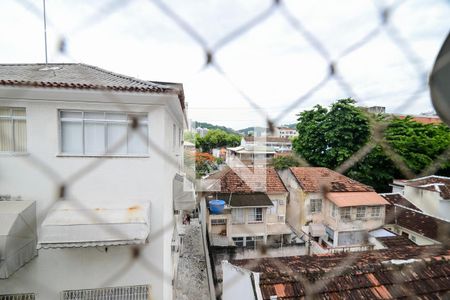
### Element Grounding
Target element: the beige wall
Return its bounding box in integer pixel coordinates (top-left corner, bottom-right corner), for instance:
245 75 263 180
384 225 440 246
404 186 450 220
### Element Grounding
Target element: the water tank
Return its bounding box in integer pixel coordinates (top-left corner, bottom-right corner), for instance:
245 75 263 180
209 200 225 214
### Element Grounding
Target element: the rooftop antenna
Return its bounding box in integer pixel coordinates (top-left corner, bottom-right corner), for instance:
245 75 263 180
42 0 48 64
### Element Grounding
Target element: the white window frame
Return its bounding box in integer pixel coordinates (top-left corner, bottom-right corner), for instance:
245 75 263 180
211 219 226 225
356 206 366 220
340 207 351 220
331 203 337 218
58 110 148 156
0 107 27 153
310 199 322 214
370 206 381 217
247 208 263 223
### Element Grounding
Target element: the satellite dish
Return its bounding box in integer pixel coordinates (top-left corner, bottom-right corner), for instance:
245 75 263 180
430 32 450 126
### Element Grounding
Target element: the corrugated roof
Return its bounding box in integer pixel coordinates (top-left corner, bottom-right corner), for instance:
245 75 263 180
0 63 185 109
327 192 389 207
289 167 374 193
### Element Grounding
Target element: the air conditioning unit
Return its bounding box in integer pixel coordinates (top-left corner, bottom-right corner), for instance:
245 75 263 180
277 215 285 222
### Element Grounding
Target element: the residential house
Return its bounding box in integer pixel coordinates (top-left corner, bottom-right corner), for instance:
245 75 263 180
0 63 194 300
226 145 276 167
204 167 292 247
390 175 450 220
222 246 450 300
273 126 298 139
241 136 292 152
381 193 450 246
278 167 389 250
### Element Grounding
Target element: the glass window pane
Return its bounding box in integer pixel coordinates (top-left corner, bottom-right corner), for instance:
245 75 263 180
0 107 11 116
84 112 105 120
107 123 127 154
106 113 127 121
12 108 26 117
61 111 82 119
13 119 27 152
85 122 106 154
128 124 148 154
0 119 13 151
61 121 83 154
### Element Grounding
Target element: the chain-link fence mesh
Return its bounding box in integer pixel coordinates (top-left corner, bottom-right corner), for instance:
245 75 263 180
1 0 449 299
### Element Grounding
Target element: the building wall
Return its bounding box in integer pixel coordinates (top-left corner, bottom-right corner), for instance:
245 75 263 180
404 186 449 220
266 193 288 224
222 261 260 300
0 87 185 300
278 169 304 234
384 225 440 246
0 245 158 299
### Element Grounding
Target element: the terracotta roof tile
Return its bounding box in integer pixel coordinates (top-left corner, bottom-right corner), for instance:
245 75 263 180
289 167 374 192
382 193 450 243
206 167 287 194
0 63 185 109
232 246 450 299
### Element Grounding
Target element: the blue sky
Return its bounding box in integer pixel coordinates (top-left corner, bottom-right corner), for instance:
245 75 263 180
1 0 449 129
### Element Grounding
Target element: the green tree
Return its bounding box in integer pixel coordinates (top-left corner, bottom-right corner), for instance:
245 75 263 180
385 117 450 175
293 98 370 169
196 129 241 153
272 154 303 170
293 98 450 192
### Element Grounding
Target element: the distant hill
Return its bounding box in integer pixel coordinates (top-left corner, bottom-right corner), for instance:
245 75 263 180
192 121 238 134
237 126 268 136
283 123 297 129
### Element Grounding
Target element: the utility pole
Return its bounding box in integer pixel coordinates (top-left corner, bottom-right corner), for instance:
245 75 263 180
42 0 48 64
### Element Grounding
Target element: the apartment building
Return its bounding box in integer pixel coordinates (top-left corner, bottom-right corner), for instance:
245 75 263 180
278 167 389 249
273 126 298 138
204 167 292 247
0 63 194 300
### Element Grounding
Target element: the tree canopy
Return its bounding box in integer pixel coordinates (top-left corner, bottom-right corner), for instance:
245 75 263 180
293 99 450 192
195 129 241 153
272 154 303 170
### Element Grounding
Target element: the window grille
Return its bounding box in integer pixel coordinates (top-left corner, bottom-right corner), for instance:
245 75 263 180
62 285 150 300
0 294 35 300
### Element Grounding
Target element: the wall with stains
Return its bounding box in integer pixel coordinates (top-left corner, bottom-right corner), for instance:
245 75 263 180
0 87 185 300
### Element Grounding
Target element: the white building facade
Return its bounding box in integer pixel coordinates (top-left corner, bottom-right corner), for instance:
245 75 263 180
0 64 192 300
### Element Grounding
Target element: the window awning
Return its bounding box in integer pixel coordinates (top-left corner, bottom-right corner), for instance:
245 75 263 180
0 200 37 279
326 192 389 207
38 201 150 248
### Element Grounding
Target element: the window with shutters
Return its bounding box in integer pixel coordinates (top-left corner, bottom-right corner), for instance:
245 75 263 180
0 107 27 153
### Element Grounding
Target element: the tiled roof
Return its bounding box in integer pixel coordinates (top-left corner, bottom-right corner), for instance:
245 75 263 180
403 176 450 200
377 235 416 248
382 193 450 242
232 246 450 299
0 63 185 109
289 167 374 193
206 167 287 194
216 193 273 207
244 136 291 143
398 115 442 124
327 192 389 207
